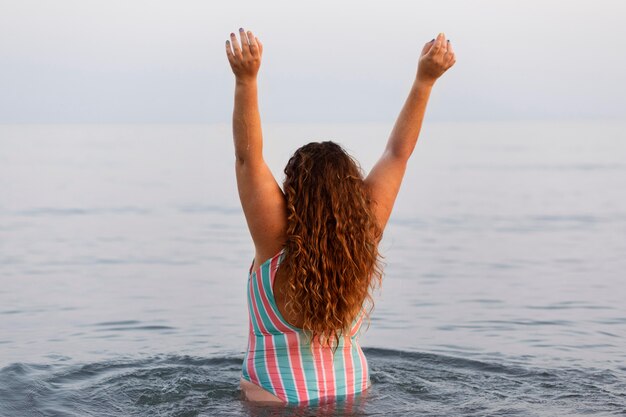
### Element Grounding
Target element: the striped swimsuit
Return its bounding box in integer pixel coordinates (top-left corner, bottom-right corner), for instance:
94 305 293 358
241 248 371 404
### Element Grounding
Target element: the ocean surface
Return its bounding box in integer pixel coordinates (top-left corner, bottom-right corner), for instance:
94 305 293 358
1 122 625 416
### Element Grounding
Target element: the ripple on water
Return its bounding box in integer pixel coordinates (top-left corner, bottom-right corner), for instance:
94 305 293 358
0 348 624 417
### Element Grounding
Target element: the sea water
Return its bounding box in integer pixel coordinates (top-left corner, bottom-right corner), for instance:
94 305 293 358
0 122 625 416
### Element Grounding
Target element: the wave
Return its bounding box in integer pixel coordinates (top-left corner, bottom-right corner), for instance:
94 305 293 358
1 348 624 416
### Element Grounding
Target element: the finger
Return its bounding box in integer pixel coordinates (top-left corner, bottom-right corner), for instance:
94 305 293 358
429 32 446 56
421 38 435 55
428 33 442 55
440 33 448 54
446 52 457 68
256 37 263 55
225 40 235 64
230 32 242 59
247 30 259 56
444 40 455 60
239 27 250 57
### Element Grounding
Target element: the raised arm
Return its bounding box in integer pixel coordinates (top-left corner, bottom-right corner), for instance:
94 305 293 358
365 32 456 231
226 28 287 266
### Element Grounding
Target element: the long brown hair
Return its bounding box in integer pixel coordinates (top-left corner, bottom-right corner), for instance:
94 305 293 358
281 141 383 348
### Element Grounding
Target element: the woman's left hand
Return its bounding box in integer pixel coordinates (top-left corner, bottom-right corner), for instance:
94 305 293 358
416 33 456 86
225 28 263 83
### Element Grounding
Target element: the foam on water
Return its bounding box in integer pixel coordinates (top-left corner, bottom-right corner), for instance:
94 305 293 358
1 348 624 416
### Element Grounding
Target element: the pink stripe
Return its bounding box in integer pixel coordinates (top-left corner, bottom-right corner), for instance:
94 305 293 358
260 260 289 400
312 339 325 400
317 342 333 405
319 341 328 397
250 270 288 400
341 337 348 397
249 275 268 335
246 320 259 384
351 313 364 337
358 346 368 391
286 332 307 402
263 335 287 400
267 255 303 402
319 342 327 399
268 253 282 287
344 336 355 397
268 254 308 403
248 274 277 395
246 279 260 385
344 391 355 410
255 256 292 333
323 345 335 399
260 257 292 400
343 341 356 407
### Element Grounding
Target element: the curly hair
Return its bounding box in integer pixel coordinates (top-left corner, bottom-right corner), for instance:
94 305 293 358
281 141 383 349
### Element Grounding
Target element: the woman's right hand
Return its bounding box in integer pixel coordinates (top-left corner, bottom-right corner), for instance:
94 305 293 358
225 28 263 83
416 33 456 86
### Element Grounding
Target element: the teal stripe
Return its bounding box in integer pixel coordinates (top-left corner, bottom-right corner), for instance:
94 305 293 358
299 332 319 405
242 277 252 380
247 277 261 334
274 334 298 402
260 262 280 331
247 277 274 393
251 266 278 333
253 330 275 395
363 349 370 387
352 344 363 395
258 255 300 402
333 337 347 399
260 260 291 330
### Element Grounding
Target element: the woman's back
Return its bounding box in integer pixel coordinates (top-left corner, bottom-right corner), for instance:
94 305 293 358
241 249 369 404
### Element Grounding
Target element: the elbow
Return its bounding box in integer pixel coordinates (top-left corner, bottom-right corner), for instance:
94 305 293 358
234 143 263 168
234 145 251 166
234 150 262 169
234 151 246 166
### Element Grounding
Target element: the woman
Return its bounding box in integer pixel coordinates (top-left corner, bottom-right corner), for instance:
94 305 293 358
225 28 455 405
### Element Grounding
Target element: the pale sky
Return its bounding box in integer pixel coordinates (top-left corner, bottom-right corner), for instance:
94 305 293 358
1 0 625 123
